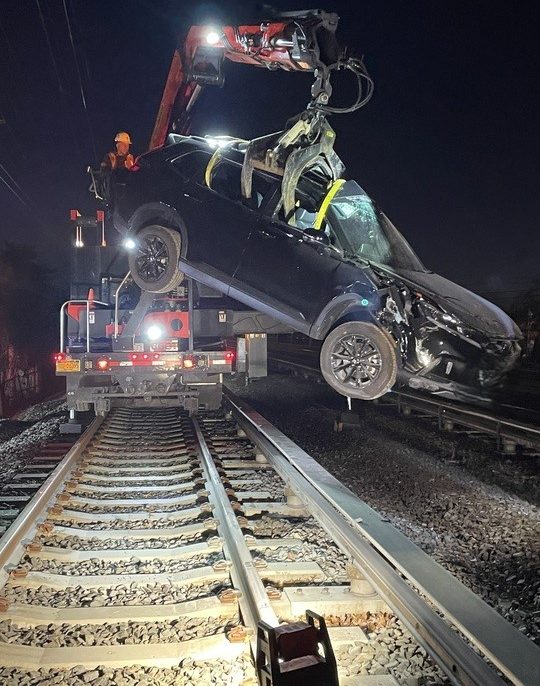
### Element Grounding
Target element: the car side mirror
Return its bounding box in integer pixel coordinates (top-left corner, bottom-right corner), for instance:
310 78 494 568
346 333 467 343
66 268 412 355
303 227 330 245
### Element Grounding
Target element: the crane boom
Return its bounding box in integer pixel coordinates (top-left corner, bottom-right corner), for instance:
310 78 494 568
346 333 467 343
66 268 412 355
148 10 371 150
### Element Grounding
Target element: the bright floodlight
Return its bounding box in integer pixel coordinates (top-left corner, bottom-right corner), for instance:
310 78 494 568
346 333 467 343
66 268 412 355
75 239 84 248
123 237 136 250
205 135 233 149
146 325 164 341
206 29 220 45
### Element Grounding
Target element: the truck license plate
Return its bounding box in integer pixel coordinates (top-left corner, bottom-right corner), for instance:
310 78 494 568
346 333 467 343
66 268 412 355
56 359 81 372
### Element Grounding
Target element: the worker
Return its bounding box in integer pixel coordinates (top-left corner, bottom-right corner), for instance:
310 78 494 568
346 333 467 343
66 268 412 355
101 132 135 171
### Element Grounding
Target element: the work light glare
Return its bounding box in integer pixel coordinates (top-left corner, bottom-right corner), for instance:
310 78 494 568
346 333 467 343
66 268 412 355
206 136 230 149
206 29 220 45
124 238 136 250
146 325 164 341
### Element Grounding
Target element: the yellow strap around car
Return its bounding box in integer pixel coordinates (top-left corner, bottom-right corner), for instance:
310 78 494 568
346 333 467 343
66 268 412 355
313 178 346 230
204 149 222 188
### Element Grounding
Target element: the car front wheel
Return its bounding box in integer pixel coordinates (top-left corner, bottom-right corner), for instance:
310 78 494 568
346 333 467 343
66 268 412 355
129 225 183 293
320 321 398 400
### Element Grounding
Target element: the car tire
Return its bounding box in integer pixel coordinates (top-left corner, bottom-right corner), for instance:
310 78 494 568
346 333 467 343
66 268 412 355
320 321 397 400
129 225 183 293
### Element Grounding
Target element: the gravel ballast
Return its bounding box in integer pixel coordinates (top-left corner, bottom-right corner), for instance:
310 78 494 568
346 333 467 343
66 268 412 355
227 375 540 644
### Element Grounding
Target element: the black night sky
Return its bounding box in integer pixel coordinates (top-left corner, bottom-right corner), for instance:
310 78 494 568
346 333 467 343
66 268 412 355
0 0 538 297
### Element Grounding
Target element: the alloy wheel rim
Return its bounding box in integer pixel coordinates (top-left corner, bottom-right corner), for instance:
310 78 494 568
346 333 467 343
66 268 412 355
330 333 382 387
135 235 169 283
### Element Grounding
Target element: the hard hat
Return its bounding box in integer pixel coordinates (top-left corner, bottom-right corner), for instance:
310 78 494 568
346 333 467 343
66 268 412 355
114 131 132 144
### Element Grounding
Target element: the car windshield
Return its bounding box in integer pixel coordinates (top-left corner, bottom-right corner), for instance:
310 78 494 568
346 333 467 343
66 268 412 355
326 180 426 272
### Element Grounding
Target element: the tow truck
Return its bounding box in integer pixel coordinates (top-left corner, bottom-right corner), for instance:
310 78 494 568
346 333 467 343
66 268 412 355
56 9 367 423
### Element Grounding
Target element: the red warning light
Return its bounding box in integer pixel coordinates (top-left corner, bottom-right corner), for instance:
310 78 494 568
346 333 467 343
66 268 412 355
96 357 109 371
225 351 235 362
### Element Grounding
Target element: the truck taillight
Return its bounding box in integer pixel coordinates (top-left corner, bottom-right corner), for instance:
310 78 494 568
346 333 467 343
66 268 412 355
54 352 66 362
225 351 235 362
183 357 194 368
97 357 109 370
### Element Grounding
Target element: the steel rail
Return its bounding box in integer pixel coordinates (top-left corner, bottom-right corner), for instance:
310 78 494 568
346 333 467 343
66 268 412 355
191 417 279 647
0 416 104 587
268 355 540 448
225 389 540 686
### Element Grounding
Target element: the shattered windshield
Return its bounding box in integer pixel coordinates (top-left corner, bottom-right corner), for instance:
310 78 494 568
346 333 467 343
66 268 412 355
327 180 426 272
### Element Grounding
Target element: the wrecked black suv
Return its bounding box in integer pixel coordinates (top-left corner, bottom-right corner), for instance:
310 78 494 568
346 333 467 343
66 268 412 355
110 134 522 401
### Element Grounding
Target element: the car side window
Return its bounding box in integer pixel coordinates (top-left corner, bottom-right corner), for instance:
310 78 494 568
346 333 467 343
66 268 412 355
281 193 343 251
206 160 278 211
170 150 211 182
250 170 278 211
293 207 317 229
211 160 243 202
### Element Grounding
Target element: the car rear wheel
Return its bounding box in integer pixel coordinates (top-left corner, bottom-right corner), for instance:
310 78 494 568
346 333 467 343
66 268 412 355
129 225 183 293
320 322 397 400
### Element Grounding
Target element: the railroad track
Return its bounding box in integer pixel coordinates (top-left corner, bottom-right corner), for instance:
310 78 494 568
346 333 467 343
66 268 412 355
0 436 81 539
0 397 537 685
269 355 540 454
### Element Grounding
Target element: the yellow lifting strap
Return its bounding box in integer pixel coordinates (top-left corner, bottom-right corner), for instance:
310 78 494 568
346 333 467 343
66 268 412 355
205 149 222 188
313 178 346 230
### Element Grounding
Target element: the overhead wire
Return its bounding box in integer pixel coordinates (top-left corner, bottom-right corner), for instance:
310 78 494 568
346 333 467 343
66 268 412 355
62 0 98 163
35 0 65 95
35 0 81 154
0 161 32 204
0 168 33 211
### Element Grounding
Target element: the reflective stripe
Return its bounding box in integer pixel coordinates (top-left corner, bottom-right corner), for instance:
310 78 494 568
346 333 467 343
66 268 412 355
313 178 346 230
204 149 223 188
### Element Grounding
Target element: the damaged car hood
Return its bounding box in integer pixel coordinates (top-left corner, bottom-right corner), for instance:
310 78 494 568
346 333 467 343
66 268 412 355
387 269 520 340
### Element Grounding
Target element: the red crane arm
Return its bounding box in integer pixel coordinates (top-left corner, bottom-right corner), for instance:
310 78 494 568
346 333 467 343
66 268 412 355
148 11 341 150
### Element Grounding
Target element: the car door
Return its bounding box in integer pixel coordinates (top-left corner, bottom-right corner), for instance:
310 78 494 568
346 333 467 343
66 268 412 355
171 154 255 294
233 211 341 333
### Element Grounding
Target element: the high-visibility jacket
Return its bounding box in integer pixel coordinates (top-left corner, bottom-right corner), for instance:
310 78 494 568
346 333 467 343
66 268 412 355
101 151 135 171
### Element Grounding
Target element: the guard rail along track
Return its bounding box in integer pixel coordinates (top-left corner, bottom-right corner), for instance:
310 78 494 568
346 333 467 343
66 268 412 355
0 393 536 685
269 355 540 454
